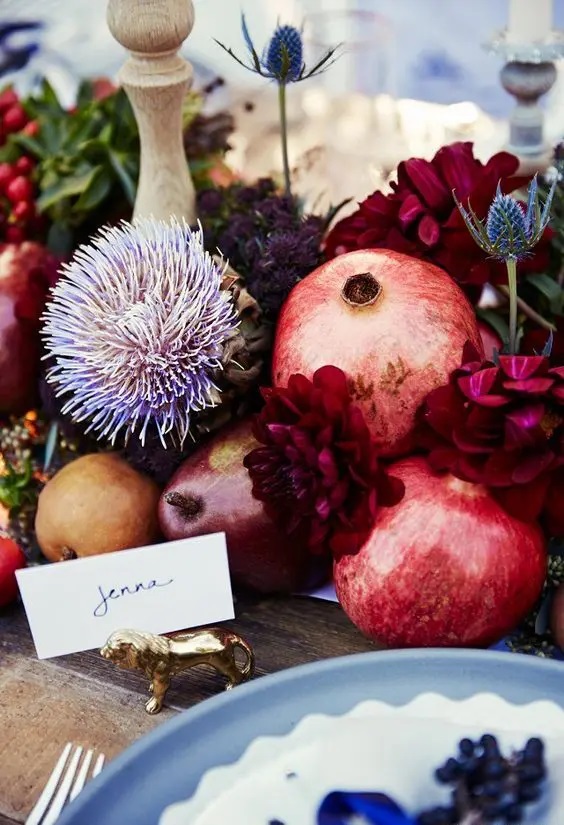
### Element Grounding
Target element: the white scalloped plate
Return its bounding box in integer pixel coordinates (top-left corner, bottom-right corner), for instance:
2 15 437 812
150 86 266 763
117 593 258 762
160 693 564 825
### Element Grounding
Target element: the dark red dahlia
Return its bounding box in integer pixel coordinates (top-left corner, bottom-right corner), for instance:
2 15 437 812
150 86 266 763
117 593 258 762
419 343 564 522
324 142 550 295
243 365 404 556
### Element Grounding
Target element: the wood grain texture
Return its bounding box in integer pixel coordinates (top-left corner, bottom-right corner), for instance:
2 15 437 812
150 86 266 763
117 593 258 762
0 596 376 822
106 0 197 223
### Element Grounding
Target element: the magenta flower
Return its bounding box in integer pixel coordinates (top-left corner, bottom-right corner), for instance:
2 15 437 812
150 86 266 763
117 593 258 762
419 344 564 522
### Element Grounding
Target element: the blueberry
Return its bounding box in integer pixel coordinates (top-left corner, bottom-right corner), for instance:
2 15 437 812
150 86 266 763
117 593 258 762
482 759 506 780
459 738 475 756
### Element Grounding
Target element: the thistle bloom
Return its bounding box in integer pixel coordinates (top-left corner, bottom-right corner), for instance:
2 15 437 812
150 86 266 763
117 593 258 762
215 15 337 84
216 15 339 196
243 366 404 557
456 176 555 261
42 218 238 447
456 176 556 355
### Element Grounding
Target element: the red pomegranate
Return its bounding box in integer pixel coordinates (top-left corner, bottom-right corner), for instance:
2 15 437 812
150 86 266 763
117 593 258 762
159 419 320 594
273 249 483 456
334 456 546 648
0 242 59 413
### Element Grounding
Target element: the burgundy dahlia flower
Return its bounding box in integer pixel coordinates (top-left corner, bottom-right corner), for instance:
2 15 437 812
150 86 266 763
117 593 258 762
419 343 564 523
243 365 404 556
324 142 550 294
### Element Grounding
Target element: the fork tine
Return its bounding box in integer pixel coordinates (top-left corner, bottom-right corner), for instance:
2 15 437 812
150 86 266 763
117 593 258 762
25 743 73 825
41 745 83 825
92 753 105 778
68 749 93 803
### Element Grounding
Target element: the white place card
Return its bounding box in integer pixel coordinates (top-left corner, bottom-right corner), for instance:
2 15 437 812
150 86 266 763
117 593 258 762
15 533 235 659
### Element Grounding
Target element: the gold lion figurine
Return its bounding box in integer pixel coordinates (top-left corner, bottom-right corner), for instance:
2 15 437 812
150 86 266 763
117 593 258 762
100 627 255 714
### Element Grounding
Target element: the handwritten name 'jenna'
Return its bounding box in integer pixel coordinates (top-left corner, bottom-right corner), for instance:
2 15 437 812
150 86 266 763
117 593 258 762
93 578 174 618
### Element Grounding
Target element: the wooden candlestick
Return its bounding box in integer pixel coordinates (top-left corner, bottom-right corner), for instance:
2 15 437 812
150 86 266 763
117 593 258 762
106 0 197 223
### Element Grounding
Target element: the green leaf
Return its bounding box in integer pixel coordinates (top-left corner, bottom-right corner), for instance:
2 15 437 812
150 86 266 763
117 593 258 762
37 166 99 213
38 79 63 111
525 273 564 313
65 113 103 150
10 133 47 159
76 80 96 109
73 167 113 212
47 222 74 256
37 117 64 154
476 308 510 347
108 150 137 204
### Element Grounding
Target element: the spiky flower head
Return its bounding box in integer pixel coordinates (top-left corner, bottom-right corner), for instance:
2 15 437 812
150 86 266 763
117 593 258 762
456 176 556 261
215 14 339 85
265 25 303 82
42 218 238 447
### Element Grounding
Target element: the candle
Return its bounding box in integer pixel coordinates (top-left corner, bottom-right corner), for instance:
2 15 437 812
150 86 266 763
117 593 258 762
508 0 553 44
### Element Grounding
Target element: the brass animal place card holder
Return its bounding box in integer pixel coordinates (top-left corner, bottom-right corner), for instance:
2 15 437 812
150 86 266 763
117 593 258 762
100 626 255 713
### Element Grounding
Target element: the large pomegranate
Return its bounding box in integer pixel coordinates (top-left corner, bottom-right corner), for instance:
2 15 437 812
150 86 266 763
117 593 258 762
273 249 483 456
334 456 546 648
159 419 319 594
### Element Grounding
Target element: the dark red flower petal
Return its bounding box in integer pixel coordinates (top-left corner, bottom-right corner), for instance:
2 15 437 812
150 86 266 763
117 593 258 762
502 377 554 394
417 214 441 247
398 193 425 228
402 157 450 211
498 355 547 380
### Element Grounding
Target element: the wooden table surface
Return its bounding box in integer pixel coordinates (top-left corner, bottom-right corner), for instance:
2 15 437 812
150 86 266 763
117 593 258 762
0 594 376 824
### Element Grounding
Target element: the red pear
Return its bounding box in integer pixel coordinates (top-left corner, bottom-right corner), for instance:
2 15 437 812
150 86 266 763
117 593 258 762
159 419 318 594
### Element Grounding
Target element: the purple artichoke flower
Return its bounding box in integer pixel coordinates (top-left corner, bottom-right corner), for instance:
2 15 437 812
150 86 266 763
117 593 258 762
42 218 238 447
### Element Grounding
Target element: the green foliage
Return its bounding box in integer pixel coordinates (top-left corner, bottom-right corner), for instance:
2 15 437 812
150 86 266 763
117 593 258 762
0 456 33 511
0 80 139 253
0 80 218 255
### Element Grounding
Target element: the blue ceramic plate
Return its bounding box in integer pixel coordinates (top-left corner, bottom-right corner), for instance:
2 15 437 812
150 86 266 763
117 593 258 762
57 649 564 825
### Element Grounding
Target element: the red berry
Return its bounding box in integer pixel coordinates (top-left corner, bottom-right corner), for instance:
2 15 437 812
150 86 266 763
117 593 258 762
0 536 26 607
12 201 34 221
5 176 34 204
0 162 16 192
14 156 34 176
5 226 24 242
3 104 28 134
22 120 39 137
0 89 18 114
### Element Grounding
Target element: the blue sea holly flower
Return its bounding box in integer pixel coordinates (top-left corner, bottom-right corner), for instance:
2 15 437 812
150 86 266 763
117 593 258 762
215 13 339 85
455 175 556 261
265 24 303 82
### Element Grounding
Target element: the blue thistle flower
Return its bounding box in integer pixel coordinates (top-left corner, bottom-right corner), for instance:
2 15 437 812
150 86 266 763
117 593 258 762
455 176 555 261
42 218 238 448
215 14 339 85
264 24 303 82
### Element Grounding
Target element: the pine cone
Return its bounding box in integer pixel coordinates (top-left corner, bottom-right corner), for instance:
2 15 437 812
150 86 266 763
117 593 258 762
193 263 272 437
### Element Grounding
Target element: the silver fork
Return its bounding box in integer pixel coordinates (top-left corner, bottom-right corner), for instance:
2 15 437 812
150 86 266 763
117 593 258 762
25 743 105 825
